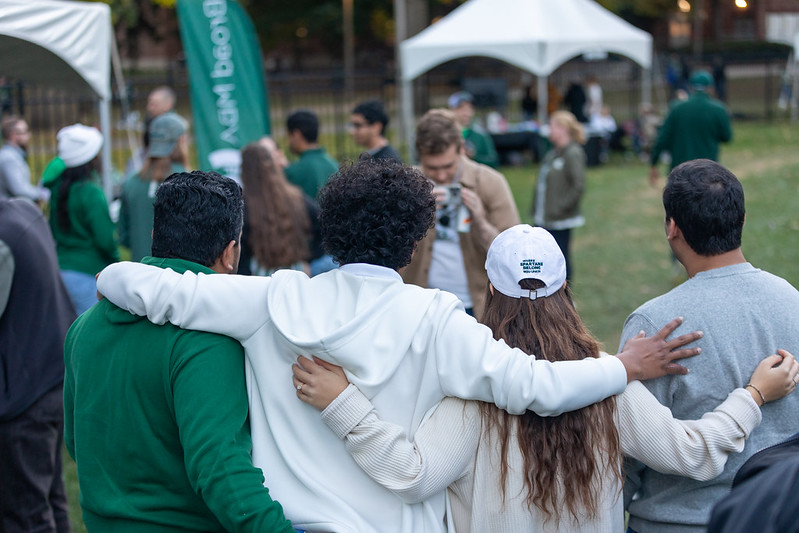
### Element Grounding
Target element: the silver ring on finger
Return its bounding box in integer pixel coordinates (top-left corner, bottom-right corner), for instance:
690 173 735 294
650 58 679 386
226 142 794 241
297 383 303 392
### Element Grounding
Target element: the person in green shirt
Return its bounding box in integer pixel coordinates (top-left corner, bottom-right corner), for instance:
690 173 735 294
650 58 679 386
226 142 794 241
64 170 294 533
45 124 119 314
284 110 338 199
449 91 499 169
118 112 189 262
649 70 732 187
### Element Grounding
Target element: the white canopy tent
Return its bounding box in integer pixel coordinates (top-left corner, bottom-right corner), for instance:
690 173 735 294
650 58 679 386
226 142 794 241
399 0 653 158
0 0 118 198
765 12 799 121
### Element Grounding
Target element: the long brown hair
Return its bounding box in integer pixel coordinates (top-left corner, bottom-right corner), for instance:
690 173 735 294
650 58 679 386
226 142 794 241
240 141 310 269
479 279 621 523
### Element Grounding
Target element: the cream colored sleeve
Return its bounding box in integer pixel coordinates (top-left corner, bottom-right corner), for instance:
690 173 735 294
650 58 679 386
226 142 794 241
321 385 479 504
619 380 761 481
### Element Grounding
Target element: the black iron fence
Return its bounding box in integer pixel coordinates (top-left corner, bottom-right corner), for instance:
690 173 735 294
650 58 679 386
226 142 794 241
2 52 792 185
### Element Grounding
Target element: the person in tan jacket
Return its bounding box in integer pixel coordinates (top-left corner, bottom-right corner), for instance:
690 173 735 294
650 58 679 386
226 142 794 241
403 109 519 317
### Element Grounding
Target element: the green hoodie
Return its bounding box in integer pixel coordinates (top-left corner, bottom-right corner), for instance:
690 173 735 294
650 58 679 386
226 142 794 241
45 170 119 274
64 256 293 533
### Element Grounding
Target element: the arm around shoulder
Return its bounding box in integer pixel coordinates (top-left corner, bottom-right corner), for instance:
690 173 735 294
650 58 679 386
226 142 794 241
434 310 627 416
97 262 272 340
619 381 760 481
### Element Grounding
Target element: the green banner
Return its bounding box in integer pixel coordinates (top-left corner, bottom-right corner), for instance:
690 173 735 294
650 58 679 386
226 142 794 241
176 0 270 182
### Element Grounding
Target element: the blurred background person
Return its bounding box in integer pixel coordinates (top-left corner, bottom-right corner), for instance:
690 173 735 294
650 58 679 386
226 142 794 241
633 103 661 161
713 55 727 102
118 112 188 262
45 124 118 314
403 109 518 317
125 86 177 177
238 138 322 277
562 79 588 123
0 116 49 204
649 70 732 187
284 109 338 199
589 105 618 164
349 100 402 163
586 75 604 120
449 91 499 168
521 84 538 122
0 198 76 533
532 111 586 280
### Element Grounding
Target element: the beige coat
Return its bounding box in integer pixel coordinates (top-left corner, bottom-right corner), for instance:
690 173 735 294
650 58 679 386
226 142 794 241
403 157 519 317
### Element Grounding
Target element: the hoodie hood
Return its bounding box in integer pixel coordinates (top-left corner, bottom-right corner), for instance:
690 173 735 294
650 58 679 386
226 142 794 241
266 266 441 392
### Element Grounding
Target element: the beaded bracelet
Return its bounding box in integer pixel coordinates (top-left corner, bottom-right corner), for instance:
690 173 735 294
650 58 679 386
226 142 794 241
745 383 766 405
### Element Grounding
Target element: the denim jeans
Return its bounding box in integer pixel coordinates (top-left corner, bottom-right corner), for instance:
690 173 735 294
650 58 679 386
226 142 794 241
60 269 97 315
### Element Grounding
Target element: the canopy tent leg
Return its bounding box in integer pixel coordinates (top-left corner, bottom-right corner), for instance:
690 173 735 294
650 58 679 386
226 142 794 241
642 67 652 105
98 97 113 201
537 75 548 125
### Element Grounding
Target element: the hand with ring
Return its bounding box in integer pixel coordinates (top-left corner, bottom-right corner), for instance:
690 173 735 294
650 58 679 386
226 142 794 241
292 355 349 411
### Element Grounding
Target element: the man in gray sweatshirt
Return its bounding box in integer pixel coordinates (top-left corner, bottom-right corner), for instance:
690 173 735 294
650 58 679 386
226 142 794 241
620 159 799 533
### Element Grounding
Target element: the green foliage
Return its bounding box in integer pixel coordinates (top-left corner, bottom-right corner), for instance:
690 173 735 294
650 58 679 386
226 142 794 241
596 0 676 18
245 0 396 54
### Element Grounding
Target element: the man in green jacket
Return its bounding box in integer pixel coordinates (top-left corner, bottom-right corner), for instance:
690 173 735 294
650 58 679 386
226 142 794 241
649 70 732 187
284 110 338 199
63 171 294 533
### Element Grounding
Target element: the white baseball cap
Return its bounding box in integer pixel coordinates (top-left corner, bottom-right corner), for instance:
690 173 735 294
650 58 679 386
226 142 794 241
485 224 567 300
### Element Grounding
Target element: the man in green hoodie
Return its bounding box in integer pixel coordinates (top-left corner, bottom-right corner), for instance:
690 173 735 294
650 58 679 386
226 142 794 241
649 70 732 187
63 171 294 533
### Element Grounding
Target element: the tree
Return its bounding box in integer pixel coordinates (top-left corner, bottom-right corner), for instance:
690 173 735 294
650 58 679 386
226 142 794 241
84 0 178 60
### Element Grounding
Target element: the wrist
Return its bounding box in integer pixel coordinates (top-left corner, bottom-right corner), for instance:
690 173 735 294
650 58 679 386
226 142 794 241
745 383 766 407
617 353 640 383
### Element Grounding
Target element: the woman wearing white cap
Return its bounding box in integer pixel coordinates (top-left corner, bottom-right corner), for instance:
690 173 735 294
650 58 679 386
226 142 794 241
293 224 798 531
45 124 119 314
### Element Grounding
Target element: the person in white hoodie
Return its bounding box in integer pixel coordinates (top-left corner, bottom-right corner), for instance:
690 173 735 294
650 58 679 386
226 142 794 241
97 158 701 533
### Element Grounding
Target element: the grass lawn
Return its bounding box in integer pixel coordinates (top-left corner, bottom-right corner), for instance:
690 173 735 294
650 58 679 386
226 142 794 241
62 120 799 531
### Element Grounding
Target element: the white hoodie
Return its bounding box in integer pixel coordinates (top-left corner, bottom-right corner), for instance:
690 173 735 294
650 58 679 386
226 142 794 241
97 262 627 533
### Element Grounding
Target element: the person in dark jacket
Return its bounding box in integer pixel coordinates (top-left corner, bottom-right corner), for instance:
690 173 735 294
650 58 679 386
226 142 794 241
708 432 799 533
0 198 77 532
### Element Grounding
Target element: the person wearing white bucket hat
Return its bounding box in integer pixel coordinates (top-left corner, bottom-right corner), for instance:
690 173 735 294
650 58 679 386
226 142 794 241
294 223 798 532
45 124 118 314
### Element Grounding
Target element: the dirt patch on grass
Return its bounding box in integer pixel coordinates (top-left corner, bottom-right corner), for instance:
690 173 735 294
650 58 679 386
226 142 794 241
726 147 799 180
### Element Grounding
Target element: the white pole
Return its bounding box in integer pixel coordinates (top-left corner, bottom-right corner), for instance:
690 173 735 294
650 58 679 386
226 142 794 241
537 74 548 125
642 67 652 105
98 97 113 201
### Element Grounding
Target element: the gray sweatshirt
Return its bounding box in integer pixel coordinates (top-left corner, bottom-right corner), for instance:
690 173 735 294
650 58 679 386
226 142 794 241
619 262 799 533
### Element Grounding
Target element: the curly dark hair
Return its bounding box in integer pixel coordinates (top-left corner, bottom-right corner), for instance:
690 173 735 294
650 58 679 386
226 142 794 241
318 158 435 270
